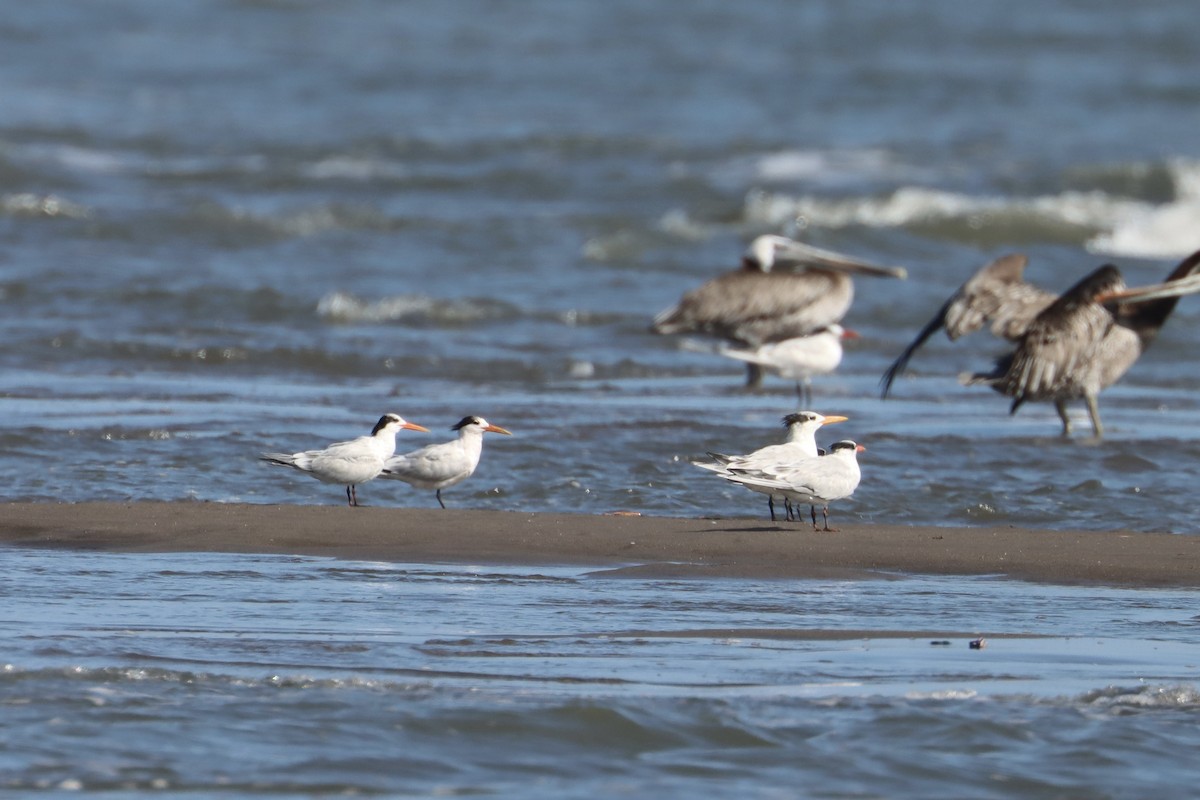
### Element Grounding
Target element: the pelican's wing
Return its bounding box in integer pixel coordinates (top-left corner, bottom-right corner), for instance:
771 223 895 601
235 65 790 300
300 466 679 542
880 254 1054 398
942 254 1053 340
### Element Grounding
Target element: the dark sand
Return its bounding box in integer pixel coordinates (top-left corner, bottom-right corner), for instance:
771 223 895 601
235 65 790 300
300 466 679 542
3 502 1198 588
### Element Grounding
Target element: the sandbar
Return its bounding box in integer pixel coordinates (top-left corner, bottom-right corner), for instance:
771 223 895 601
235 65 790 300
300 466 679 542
3 502 1198 588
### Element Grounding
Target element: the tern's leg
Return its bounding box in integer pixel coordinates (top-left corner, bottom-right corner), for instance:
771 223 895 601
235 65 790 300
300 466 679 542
346 485 357 507
821 505 838 533
784 497 795 521
767 495 777 522
744 363 764 389
436 489 447 510
1085 395 1104 438
795 379 811 408
810 505 818 531
1055 400 1073 436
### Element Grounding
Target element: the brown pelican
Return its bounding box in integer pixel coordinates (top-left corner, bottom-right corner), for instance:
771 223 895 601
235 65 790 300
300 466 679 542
880 254 1056 391
652 235 907 387
1097 268 1200 305
882 250 1200 436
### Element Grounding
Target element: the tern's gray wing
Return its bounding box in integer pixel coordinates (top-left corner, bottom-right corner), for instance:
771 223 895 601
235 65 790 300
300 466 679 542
383 442 471 485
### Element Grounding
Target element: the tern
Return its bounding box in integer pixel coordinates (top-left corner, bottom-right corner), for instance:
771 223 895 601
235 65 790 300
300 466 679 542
725 440 864 532
652 235 906 388
381 415 512 508
693 411 848 521
881 249 1200 436
718 324 858 404
260 413 429 506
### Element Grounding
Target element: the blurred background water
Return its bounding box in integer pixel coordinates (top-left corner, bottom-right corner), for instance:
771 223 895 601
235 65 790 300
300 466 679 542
4 4 1200 795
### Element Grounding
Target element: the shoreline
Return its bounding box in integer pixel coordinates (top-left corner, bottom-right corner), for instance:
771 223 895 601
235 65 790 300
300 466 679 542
4 502 1199 588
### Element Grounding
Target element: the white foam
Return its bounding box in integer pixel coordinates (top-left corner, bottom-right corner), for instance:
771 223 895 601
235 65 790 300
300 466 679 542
745 185 1146 229
317 291 438 323
316 290 512 324
1087 159 1200 259
745 172 1200 260
302 156 411 181
0 193 91 219
717 147 933 190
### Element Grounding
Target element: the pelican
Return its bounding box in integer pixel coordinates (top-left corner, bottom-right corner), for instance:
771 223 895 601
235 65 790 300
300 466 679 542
718 324 858 404
381 415 512 508
1097 269 1200 305
652 235 907 387
693 411 848 521
882 250 1200 436
880 254 1056 394
725 440 864 532
260 413 430 506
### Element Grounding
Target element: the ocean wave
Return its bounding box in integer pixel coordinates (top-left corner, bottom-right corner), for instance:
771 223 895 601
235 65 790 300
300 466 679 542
0 192 91 219
715 147 939 191
188 201 404 241
1087 159 1200 259
1077 684 1200 711
743 158 1200 259
316 290 520 325
0 664 434 694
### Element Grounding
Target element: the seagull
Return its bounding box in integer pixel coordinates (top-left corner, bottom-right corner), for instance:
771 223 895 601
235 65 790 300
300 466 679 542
693 411 848 521
381 415 512 508
652 234 906 387
881 249 1200 436
260 413 429 506
718 324 858 404
725 440 864 532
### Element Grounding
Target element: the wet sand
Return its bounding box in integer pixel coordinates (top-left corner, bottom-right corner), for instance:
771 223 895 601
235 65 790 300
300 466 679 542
2 502 1198 588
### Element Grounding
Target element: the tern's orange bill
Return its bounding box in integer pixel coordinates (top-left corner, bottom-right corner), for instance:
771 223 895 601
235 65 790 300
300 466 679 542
485 424 513 435
403 422 431 433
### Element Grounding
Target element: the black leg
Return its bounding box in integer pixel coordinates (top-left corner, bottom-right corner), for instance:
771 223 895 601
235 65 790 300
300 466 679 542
796 380 811 408
784 497 795 521
767 495 777 522
436 489 446 509
346 485 354 506
822 505 837 532
744 363 764 389
810 505 818 531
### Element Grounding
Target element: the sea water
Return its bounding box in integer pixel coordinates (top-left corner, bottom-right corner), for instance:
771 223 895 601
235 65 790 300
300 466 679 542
2 548 1198 796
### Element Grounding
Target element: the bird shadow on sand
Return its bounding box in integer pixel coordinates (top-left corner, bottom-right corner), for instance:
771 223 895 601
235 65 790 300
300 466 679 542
698 524 801 534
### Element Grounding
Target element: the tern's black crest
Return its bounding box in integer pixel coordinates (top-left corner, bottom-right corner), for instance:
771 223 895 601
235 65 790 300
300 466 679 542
371 414 400 435
451 416 483 431
829 440 858 453
782 412 816 427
